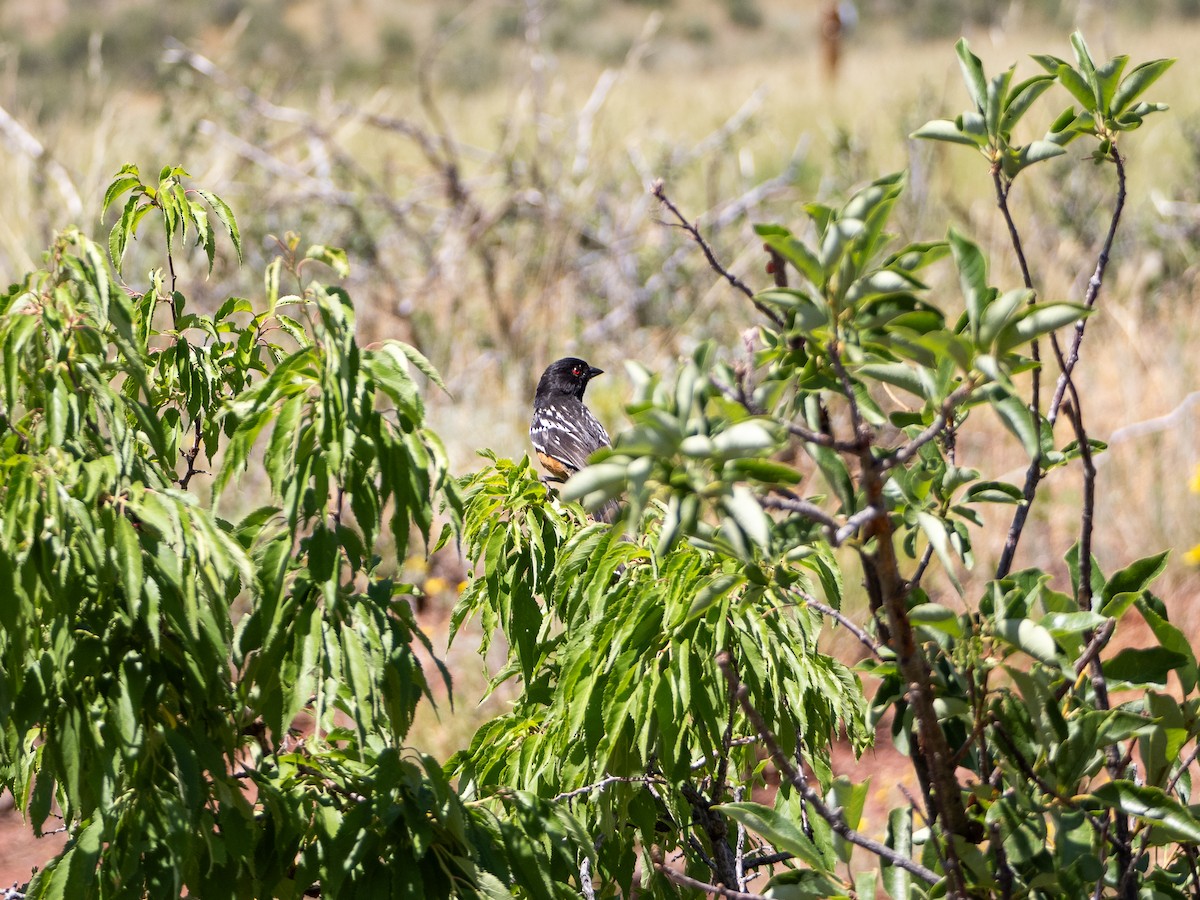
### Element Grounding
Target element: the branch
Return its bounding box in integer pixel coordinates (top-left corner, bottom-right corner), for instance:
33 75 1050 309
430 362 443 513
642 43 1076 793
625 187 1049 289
827 344 865 445
178 416 205 490
651 181 784 327
716 653 941 887
791 588 884 659
784 419 856 450
742 850 795 871
759 495 838 530
551 774 664 803
1053 617 1116 701
1052 147 1127 419
882 381 976 471
997 147 1127 578
652 861 773 900
759 496 881 547
1064 391 1097 611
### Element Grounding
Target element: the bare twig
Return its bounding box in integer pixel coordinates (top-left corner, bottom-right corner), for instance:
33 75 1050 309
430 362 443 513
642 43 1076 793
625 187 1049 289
651 181 784 327
178 416 205 489
882 381 976 471
998 147 1127 578
742 850 795 871
793 589 884 659
760 495 839 530
1064 392 1097 611
1053 147 1128 411
652 860 773 900
759 496 881 547
1053 617 1116 700
1167 743 1200 796
681 781 740 889
908 544 936 590
551 774 665 803
579 856 596 900
827 344 865 445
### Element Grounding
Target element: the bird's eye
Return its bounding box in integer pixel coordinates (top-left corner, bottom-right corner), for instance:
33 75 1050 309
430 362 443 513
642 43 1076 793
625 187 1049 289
572 366 581 376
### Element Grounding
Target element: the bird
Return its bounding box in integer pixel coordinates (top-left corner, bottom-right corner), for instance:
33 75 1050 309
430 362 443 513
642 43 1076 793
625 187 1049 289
530 357 618 521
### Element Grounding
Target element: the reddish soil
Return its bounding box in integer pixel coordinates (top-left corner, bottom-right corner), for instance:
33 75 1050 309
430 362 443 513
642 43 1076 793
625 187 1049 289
0 794 66 892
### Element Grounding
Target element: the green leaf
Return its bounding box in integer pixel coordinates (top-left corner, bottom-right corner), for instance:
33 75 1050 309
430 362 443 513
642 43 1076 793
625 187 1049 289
976 287 1031 351
109 194 141 273
949 228 989 343
989 392 1040 458
560 462 627 504
727 457 804 485
911 118 987 148
1094 54 1128 113
1091 781 1200 842
1001 75 1056 133
1135 594 1198 694
113 515 144 618
1101 550 1169 604
962 481 1024 504
723 485 770 549
686 573 744 621
715 801 829 870
756 289 828 332
102 170 143 218
955 37 988 113
304 244 350 279
1070 31 1099 99
828 777 870 864
195 189 243 263
916 512 964 595
995 303 1088 355
1056 63 1098 112
758 231 824 286
1011 140 1068 176
1110 58 1175 116
856 363 929 400
712 420 778 457
1102 647 1188 686
994 618 1059 665
909 602 963 638
392 341 449 392
881 807 912 900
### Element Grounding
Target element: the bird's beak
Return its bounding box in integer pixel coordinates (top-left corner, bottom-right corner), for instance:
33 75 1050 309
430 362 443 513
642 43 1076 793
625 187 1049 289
588 366 604 378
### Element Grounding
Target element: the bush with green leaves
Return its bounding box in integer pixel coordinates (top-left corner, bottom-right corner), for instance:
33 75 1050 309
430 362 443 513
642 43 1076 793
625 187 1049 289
451 32 1195 900
0 29 1193 900
0 165 584 898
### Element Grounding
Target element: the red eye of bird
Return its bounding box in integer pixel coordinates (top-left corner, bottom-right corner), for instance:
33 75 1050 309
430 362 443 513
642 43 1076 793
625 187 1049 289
572 366 581 376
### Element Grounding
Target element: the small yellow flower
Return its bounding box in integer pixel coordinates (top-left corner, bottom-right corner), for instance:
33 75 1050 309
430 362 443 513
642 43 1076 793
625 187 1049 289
1190 466 1200 494
424 576 448 595
1185 545 1200 566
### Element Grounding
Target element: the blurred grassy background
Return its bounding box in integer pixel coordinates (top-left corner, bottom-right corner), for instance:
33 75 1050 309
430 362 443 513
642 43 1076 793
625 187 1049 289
2 0 1200 757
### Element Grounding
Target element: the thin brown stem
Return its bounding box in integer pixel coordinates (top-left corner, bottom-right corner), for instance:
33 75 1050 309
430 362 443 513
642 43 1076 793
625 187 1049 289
177 416 204 489
651 180 784 327
792 589 885 659
882 380 976 471
996 146 1127 579
1064 390 1096 611
652 860 774 900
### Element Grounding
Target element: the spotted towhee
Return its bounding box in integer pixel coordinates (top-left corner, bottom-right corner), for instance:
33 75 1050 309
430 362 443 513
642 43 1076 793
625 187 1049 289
531 357 618 521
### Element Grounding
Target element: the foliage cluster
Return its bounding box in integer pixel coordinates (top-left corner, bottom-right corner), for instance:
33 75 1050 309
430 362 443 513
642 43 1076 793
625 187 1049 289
0 163 578 897
0 25 1196 900
451 31 1196 900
